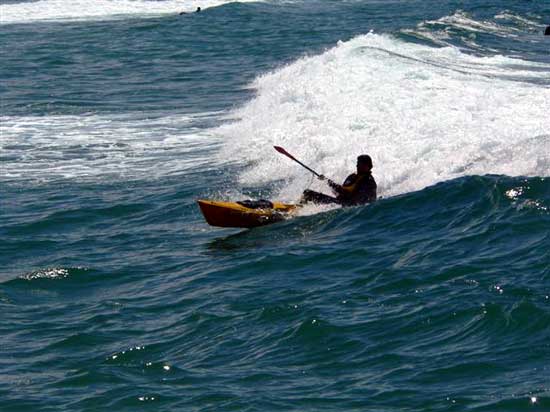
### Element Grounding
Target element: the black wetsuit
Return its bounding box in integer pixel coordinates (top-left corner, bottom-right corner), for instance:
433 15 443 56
302 172 377 206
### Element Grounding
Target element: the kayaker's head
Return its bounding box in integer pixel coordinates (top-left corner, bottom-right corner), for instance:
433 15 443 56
357 155 373 174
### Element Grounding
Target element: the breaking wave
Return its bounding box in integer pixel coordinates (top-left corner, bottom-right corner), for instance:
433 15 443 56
0 0 259 25
217 33 550 201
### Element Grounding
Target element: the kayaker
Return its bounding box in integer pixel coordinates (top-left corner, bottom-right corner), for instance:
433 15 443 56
302 155 377 206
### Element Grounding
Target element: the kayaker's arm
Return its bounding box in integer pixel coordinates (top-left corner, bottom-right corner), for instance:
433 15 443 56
319 174 355 197
328 179 351 196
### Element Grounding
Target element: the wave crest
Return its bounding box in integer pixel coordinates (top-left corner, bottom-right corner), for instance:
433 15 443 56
217 33 550 200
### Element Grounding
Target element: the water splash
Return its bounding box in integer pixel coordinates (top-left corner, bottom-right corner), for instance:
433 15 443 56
216 33 550 201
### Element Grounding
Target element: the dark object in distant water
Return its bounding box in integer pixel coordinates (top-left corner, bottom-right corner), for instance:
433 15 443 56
545 26 550 35
179 7 201 15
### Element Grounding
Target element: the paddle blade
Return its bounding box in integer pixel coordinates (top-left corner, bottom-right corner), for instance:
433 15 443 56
274 145 294 160
273 145 321 177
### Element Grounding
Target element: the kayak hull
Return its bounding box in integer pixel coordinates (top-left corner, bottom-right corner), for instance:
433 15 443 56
197 200 298 228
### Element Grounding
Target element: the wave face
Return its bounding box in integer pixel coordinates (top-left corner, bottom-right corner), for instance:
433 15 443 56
2 175 549 411
1 2 550 412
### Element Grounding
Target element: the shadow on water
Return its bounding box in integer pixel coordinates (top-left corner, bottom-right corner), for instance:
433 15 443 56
205 206 358 253
207 230 255 252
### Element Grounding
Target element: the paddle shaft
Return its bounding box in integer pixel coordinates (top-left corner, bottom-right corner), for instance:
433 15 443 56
273 146 322 178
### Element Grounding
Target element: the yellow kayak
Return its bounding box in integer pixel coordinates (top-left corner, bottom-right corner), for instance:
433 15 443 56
197 199 299 228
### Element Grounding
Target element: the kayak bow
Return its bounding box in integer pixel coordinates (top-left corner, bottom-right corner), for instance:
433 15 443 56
197 200 298 228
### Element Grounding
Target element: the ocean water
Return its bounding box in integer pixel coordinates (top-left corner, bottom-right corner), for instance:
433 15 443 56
1 0 549 411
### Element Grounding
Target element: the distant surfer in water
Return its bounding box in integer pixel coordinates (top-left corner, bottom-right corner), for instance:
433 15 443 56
180 7 201 15
301 155 377 206
545 25 550 35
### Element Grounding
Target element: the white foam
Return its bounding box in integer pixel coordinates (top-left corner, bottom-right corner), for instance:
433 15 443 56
494 11 543 29
424 10 519 37
0 113 221 182
0 0 258 25
216 33 550 201
406 10 545 48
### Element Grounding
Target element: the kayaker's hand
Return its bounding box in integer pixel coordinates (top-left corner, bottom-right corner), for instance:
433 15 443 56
318 174 326 181
327 179 338 188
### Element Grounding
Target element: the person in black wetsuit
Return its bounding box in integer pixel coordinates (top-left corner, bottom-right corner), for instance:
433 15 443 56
180 7 201 15
301 154 377 206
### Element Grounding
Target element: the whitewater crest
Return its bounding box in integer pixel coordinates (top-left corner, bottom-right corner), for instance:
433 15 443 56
0 0 258 25
216 33 550 201
401 10 548 51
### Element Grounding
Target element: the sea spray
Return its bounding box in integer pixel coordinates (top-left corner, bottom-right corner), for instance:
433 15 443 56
217 33 550 200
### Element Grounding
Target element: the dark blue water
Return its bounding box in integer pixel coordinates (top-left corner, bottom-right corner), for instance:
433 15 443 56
1 1 549 411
